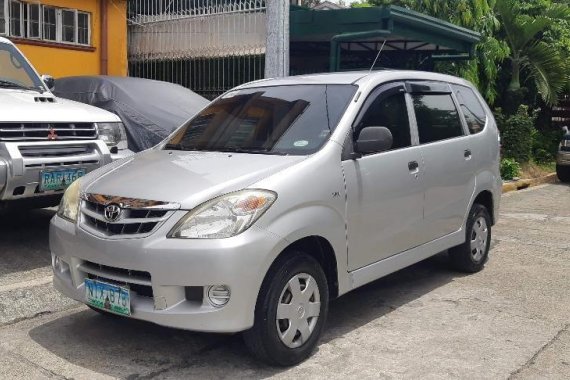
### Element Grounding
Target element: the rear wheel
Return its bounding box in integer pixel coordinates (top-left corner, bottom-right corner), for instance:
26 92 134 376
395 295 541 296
449 203 491 273
556 164 570 182
243 252 329 366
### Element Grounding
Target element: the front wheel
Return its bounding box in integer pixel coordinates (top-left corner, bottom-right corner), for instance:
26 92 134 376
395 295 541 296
556 164 570 183
243 252 329 366
449 203 491 273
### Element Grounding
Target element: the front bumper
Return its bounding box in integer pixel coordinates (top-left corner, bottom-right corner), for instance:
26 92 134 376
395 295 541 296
0 140 111 201
50 213 285 333
556 151 570 166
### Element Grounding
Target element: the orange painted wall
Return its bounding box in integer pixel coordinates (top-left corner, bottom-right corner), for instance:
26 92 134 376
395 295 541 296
13 0 127 78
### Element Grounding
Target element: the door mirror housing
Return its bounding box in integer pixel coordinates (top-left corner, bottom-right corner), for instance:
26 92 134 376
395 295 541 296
354 126 393 156
41 74 55 91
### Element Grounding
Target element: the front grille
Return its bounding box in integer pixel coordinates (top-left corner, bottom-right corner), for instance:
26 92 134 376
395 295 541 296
80 261 153 298
0 122 98 142
80 194 178 238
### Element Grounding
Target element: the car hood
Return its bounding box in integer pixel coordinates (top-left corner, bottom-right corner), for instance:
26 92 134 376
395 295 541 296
0 89 120 122
84 149 306 209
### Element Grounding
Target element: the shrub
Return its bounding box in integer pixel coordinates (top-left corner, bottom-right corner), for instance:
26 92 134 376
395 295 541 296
532 128 563 163
495 105 536 163
500 158 521 180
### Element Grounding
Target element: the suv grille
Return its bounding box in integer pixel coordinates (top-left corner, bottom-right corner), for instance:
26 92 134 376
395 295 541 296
79 261 153 298
0 123 98 142
80 194 179 238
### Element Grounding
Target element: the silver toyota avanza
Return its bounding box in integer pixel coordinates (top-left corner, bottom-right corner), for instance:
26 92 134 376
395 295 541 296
51 71 501 366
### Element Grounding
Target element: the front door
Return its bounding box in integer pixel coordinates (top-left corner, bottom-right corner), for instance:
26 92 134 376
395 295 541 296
343 83 425 271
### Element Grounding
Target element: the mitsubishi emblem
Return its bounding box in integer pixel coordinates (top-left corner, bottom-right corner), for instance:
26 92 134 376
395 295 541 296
47 126 58 140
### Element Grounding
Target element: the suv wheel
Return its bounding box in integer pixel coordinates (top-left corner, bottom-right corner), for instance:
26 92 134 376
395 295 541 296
556 165 570 182
449 203 491 273
243 252 329 366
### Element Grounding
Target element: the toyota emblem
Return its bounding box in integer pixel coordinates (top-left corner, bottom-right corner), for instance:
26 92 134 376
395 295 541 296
104 204 122 222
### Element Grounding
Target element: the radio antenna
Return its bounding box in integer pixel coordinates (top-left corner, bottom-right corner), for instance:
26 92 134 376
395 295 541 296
369 40 387 73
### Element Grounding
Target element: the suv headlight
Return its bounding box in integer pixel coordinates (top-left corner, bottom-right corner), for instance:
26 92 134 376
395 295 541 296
97 122 127 147
57 179 82 223
168 190 277 239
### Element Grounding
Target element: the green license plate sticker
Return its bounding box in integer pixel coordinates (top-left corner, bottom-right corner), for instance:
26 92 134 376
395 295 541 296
85 279 131 316
40 168 86 191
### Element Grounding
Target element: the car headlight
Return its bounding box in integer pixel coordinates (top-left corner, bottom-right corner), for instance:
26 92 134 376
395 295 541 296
97 122 127 147
168 189 277 239
57 179 81 223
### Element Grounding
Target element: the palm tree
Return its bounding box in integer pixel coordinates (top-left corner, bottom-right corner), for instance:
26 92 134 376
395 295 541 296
495 0 570 106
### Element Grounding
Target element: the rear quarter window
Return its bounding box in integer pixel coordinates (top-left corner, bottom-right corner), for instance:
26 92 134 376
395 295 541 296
452 85 487 134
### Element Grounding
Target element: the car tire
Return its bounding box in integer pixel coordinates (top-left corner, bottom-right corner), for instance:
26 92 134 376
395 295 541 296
243 252 329 366
556 165 570 183
449 203 492 273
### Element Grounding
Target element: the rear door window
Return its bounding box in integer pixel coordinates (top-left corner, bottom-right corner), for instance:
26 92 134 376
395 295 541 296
453 85 487 134
412 94 465 144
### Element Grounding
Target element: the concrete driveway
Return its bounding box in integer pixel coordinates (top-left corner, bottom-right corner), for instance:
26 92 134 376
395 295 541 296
0 183 568 379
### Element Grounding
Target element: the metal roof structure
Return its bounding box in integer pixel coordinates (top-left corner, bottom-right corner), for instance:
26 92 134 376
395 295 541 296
290 5 481 72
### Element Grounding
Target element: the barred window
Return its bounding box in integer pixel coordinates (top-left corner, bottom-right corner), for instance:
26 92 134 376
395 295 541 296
9 0 23 38
0 0 6 35
27 3 41 39
42 6 56 41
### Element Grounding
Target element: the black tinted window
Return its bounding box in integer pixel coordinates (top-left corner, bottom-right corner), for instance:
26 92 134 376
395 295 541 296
165 84 356 155
358 93 411 150
453 85 487 134
413 94 464 144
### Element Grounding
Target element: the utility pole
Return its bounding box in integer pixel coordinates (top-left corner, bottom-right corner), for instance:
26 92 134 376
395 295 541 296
265 0 290 78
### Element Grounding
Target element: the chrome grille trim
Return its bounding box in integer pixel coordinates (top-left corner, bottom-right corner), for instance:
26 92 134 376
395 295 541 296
79 193 180 238
0 123 98 141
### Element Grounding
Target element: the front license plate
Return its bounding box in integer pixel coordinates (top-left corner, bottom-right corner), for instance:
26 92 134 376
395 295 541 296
40 168 86 191
85 279 131 316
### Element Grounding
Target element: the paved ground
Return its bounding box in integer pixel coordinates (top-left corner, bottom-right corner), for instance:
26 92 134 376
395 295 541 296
0 183 568 379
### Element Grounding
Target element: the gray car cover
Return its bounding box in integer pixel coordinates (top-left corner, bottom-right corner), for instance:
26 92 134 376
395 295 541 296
54 76 209 152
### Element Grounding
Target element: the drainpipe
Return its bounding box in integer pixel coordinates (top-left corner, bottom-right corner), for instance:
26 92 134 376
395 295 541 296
100 0 108 75
329 30 391 72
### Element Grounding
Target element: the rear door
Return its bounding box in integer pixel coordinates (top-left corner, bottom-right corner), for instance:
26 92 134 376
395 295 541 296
406 81 476 242
344 82 425 271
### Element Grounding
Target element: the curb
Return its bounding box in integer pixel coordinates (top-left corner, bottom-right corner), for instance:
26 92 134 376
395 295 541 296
502 173 558 193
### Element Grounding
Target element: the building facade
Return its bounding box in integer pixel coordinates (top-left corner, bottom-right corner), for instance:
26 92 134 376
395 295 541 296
0 0 127 78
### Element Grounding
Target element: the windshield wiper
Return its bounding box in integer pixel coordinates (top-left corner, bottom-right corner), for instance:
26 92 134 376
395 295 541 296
216 147 288 155
0 79 44 94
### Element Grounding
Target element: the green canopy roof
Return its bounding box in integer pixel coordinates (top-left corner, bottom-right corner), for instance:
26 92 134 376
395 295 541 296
290 5 481 72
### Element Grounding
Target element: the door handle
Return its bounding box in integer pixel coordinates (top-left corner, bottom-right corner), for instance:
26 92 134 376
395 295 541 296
464 149 472 159
408 161 419 171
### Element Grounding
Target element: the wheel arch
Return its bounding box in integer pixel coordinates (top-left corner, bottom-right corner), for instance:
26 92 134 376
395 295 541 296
472 190 495 225
264 235 340 300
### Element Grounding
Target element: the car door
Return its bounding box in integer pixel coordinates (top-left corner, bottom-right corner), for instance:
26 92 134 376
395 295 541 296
343 82 425 271
406 81 476 242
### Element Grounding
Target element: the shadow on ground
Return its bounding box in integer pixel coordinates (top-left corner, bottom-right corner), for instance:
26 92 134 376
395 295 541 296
0 208 55 276
29 253 466 378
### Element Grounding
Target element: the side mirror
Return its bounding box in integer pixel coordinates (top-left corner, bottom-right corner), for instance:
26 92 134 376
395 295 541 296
563 125 569 136
41 74 55 91
354 126 393 156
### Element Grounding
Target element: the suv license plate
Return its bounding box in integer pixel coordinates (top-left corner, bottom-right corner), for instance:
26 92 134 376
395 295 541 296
85 279 131 316
40 168 86 191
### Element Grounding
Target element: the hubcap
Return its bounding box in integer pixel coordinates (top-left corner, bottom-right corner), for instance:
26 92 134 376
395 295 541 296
470 216 489 262
276 273 321 348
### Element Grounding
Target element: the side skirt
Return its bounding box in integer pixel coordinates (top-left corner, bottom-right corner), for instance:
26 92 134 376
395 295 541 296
349 229 465 290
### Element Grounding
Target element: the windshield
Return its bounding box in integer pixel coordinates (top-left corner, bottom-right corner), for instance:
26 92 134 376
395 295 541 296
164 84 357 155
0 42 45 91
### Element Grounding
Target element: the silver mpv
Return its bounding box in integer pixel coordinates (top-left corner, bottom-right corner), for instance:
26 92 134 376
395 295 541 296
51 71 501 366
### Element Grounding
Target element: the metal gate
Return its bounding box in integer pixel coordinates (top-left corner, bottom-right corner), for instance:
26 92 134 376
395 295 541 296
127 1 267 99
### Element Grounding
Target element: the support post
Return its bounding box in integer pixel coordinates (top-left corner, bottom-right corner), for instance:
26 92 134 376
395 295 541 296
265 1 289 78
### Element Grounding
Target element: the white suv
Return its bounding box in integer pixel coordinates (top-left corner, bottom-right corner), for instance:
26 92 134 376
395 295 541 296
0 37 131 209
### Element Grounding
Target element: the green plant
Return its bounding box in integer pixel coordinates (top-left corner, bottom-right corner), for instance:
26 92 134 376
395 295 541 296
496 105 536 163
495 0 570 107
500 158 521 180
532 128 563 163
